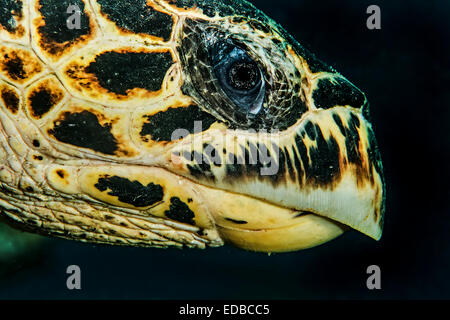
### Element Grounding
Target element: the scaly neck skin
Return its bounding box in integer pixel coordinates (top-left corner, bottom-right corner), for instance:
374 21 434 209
0 111 55 229
0 112 222 249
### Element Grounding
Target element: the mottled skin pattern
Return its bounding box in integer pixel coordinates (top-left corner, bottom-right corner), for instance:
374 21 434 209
0 0 385 252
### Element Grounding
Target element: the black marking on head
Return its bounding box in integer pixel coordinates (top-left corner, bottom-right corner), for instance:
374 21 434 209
187 148 216 182
194 150 211 171
85 51 173 95
304 121 317 140
292 145 303 183
367 126 384 180
140 105 217 142
222 142 278 182
231 16 246 23
203 144 222 167
1 88 20 114
350 113 361 129
333 114 346 136
294 212 313 218
0 0 23 32
32 139 40 147
238 142 262 177
97 0 173 41
56 170 65 178
49 110 118 155
95 176 164 208
313 77 366 110
28 87 60 118
337 113 363 167
187 164 212 181
284 147 296 182
272 143 286 183
243 142 258 173
294 123 341 187
164 197 195 225
3 54 25 80
224 218 248 225
38 0 91 43
225 153 243 179
305 124 341 185
294 133 309 171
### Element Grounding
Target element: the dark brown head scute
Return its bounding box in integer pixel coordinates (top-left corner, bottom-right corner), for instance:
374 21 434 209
313 76 366 110
84 50 174 95
37 0 93 55
97 0 174 41
304 125 341 186
140 105 217 142
28 88 58 118
0 0 23 33
48 110 118 155
95 176 164 208
0 87 20 114
0 47 43 83
27 79 65 119
2 52 25 80
164 197 195 226
292 123 342 188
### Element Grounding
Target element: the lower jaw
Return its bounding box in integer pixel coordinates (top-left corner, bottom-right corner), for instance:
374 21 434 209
216 214 348 253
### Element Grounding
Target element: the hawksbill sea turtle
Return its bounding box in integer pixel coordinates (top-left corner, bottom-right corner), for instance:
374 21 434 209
0 0 385 253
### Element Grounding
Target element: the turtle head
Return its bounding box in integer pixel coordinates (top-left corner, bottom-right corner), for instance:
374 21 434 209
158 2 386 251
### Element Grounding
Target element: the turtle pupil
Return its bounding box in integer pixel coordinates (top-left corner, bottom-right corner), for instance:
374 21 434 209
228 62 259 91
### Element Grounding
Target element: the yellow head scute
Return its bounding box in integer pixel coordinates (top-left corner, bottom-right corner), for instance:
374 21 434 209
31 0 98 62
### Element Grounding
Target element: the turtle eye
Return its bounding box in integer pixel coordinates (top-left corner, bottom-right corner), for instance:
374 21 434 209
211 42 265 116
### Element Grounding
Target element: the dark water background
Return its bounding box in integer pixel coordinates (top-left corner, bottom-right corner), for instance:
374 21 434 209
0 0 449 299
